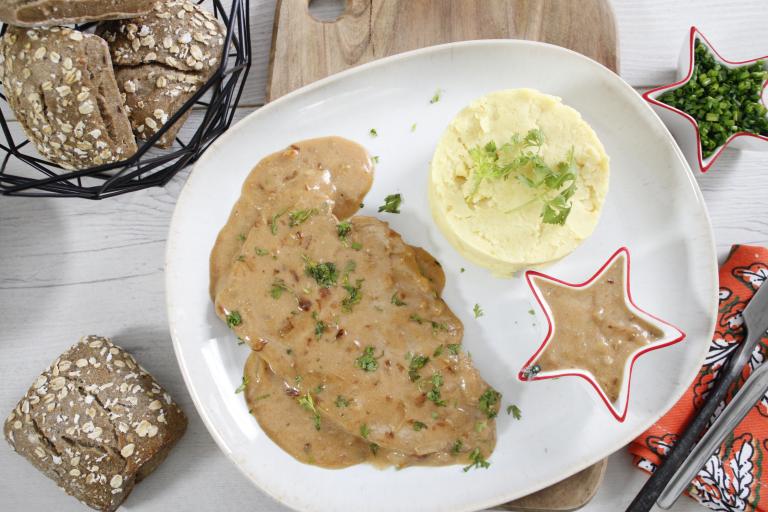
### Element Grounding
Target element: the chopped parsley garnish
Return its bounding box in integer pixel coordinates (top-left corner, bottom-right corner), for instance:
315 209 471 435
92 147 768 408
295 375 303 385
355 346 380 372
528 309 535 315
297 393 321 431
270 278 289 299
312 312 327 338
226 311 242 328
413 421 427 431
411 122 417 132
360 423 370 439
337 220 351 240
378 193 402 214
475 421 487 433
314 384 325 394
431 321 448 334
237 337 246 345
473 303 484 318
335 395 350 408
288 208 317 227
369 443 380 455
369 128 378 137
342 279 363 312
255 247 269 256
426 372 446 406
408 354 430 382
433 345 444 357
430 88 442 104
463 448 491 472
391 292 406 306
270 209 287 235
237 233 246 242
467 130 578 225
507 404 522 420
460 267 465 273
446 343 461 355
350 241 363 251
479 388 501 419
451 439 463 454
305 259 338 288
372 156 379 164
235 376 248 394
410 313 424 324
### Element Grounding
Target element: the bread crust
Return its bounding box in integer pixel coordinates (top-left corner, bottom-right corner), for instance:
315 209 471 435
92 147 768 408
3 336 187 512
1 26 137 170
0 0 154 28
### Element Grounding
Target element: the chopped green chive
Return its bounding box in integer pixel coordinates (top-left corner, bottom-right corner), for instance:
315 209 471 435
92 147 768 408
288 208 317 227
235 376 248 394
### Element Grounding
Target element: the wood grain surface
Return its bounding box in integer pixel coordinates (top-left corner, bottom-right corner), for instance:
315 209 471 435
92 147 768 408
267 0 618 100
1 2 768 512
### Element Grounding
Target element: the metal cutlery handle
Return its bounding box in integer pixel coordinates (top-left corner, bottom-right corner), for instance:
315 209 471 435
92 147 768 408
657 362 768 508
626 326 765 511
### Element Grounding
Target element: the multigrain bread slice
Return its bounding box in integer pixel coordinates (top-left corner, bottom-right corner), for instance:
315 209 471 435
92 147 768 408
3 335 187 512
97 0 225 147
0 27 137 170
0 0 154 27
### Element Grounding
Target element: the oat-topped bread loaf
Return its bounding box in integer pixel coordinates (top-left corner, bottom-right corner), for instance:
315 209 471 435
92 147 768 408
4 335 187 512
0 27 137 170
97 0 225 147
0 0 154 27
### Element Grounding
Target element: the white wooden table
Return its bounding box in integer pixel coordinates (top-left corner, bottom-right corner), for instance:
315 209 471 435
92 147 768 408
1 1 767 510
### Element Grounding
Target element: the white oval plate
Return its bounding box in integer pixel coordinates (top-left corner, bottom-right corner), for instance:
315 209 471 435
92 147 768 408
166 40 718 512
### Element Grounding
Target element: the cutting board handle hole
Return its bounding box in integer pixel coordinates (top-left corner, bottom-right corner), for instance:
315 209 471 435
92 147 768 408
308 0 346 22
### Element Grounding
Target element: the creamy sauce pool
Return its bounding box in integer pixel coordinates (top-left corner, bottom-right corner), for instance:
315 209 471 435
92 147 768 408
212 137 498 469
534 255 662 402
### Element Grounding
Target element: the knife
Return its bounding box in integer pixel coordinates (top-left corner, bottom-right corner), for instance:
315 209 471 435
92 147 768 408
626 281 768 512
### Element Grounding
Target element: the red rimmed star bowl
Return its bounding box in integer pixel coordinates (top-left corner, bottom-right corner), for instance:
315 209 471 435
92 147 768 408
518 247 687 422
643 26 768 173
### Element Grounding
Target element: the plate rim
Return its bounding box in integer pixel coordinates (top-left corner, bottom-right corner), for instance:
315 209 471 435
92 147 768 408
165 38 719 512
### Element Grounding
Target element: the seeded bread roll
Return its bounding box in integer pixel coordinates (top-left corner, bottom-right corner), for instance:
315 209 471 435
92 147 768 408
0 0 154 27
0 27 137 170
3 336 187 512
97 0 225 147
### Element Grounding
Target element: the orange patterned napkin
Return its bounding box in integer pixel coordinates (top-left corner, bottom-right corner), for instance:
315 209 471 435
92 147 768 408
630 245 768 510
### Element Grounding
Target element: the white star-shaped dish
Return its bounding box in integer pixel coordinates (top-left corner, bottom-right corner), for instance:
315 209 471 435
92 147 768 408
518 248 686 422
644 26 768 173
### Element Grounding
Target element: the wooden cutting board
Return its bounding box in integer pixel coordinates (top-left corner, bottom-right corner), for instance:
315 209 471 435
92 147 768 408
267 1 618 509
267 0 618 101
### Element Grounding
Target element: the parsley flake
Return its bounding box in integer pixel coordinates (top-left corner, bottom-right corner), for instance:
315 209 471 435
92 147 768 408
427 372 446 406
411 122 417 132
288 208 317 227
342 279 363 312
360 423 370 439
335 395 350 408
297 393 321 431
305 259 338 288
463 448 491 472
369 443 380 455
473 303 484 318
237 233 246 242
337 220 352 240
447 344 461 355
479 388 501 419
226 311 242 328
378 193 402 214
312 312 327 338
391 292 406 306
451 439 463 455
270 278 289 299
372 156 380 164
430 88 442 104
507 404 522 420
255 248 269 256
235 376 248 394
413 421 427 431
408 354 430 382
355 346 380 372
369 128 378 137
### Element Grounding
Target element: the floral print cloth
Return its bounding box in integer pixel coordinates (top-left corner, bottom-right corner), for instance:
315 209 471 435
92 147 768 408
630 245 768 511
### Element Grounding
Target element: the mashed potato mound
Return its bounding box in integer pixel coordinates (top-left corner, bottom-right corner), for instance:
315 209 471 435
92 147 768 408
428 89 610 275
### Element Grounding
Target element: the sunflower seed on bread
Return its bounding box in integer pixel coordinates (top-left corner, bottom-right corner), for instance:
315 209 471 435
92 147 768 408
0 0 154 28
0 26 137 170
4 335 187 512
96 0 225 147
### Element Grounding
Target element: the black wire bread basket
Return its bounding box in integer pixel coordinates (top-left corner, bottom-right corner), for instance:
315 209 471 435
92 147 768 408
0 0 251 199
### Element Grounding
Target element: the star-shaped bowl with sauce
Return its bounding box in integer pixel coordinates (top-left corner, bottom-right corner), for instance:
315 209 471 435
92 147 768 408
643 26 768 173
518 247 686 422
